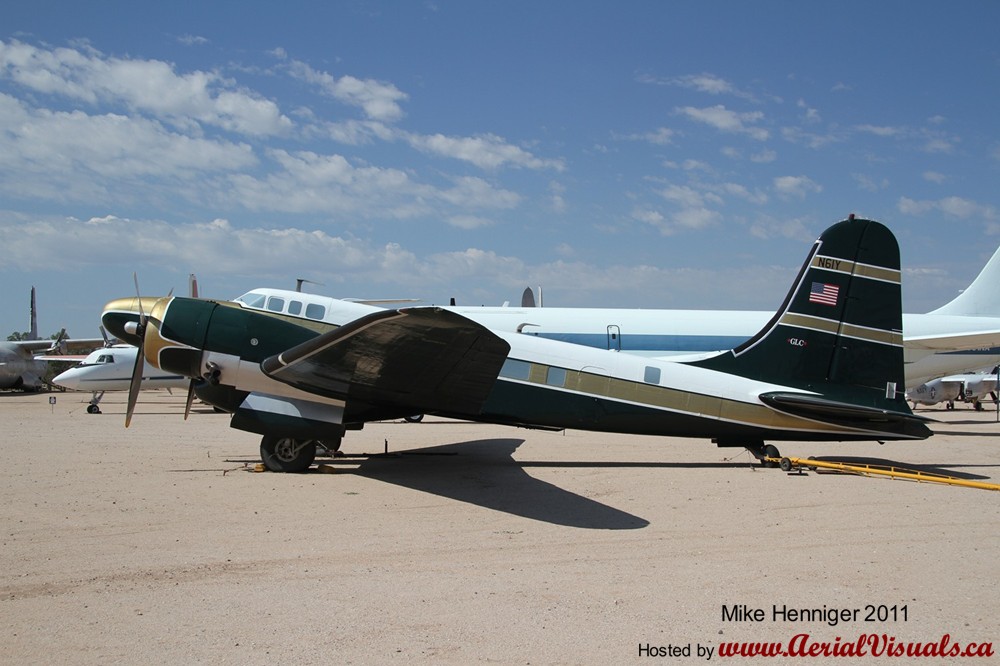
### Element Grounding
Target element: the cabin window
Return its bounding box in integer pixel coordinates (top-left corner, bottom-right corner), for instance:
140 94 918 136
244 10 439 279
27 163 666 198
644 366 661 384
545 367 567 387
305 303 326 320
500 358 531 381
266 297 285 312
288 301 303 316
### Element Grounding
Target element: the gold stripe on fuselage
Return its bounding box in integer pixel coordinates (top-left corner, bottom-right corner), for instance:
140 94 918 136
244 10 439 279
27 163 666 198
508 360 893 436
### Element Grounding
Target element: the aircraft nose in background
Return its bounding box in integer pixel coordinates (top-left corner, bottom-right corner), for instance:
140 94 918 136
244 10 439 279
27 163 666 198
52 366 83 390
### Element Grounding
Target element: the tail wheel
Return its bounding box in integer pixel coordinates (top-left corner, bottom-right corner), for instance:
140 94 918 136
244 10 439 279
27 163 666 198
260 436 316 473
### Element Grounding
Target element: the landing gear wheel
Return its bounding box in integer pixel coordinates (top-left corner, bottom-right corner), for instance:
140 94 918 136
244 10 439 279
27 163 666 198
316 436 345 458
404 414 424 423
87 404 101 414
762 444 781 468
260 436 316 473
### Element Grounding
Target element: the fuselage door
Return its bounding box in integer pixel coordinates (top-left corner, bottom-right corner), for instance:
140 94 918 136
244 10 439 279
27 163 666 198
607 325 621 351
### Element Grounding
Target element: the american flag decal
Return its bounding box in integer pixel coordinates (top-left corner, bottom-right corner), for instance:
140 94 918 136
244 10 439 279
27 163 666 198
808 282 840 306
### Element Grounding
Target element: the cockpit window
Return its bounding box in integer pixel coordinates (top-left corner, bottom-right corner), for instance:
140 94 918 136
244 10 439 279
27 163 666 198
97 354 114 364
266 297 285 312
235 292 266 309
305 303 326 320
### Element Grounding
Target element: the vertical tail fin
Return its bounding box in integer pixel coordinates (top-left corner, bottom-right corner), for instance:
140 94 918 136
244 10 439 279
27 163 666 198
691 217 907 412
928 245 1000 316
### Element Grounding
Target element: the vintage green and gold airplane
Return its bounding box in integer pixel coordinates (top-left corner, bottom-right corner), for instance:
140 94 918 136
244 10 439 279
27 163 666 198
101 216 932 472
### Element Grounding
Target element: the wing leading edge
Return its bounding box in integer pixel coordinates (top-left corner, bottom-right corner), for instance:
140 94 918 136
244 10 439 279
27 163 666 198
261 307 511 415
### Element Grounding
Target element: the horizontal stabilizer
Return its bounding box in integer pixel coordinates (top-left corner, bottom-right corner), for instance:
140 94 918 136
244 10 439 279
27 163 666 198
760 391 933 439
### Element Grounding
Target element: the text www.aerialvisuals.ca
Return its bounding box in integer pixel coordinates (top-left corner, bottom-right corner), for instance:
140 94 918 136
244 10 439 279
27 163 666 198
718 633 994 658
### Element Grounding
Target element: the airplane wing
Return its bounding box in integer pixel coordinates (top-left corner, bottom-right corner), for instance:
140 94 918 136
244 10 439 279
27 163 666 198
261 307 511 414
11 338 105 355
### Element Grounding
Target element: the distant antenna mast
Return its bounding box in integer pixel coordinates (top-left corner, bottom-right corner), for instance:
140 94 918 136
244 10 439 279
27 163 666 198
29 286 38 340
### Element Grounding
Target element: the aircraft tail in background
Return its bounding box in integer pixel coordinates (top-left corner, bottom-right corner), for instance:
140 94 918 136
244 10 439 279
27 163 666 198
929 246 1000 316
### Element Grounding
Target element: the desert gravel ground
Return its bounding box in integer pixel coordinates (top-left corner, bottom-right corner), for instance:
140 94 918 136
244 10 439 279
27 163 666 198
1 391 998 664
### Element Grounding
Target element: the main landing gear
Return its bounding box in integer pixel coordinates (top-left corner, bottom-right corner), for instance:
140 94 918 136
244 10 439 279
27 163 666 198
259 434 344 473
751 443 782 468
715 438 781 468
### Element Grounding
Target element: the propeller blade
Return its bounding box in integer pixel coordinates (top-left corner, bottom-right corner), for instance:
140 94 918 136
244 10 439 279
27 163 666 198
184 378 197 420
132 272 147 327
125 340 144 428
125 272 147 428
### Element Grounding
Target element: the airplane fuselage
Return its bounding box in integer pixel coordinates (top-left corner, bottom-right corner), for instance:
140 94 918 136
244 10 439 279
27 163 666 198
52 346 188 392
0 344 47 390
220 289 1000 388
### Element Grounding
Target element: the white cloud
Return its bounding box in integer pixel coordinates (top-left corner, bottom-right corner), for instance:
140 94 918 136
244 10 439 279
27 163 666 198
548 181 567 213
797 99 820 123
672 73 735 95
748 215 814 242
0 93 256 203
922 137 955 154
0 39 292 136
773 175 822 199
676 105 768 141
852 173 889 192
922 171 947 184
447 215 493 229
781 126 840 149
404 132 565 171
898 196 997 220
177 35 209 47
631 207 664 226
619 127 675 145
283 56 408 123
856 124 901 137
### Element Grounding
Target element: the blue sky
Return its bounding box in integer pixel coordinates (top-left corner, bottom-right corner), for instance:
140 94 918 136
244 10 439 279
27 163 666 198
2 1 999 338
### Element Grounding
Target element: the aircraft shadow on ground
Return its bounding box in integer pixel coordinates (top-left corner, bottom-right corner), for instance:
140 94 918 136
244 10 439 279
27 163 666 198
808 456 998 481
338 438 652 530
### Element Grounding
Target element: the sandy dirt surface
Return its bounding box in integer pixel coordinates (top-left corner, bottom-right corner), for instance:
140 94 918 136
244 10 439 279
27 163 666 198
1 390 997 664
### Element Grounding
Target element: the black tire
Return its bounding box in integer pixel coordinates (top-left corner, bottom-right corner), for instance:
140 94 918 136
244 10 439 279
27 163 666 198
404 414 424 423
260 436 316 473
316 436 344 457
762 444 781 468
87 404 101 414
779 457 793 472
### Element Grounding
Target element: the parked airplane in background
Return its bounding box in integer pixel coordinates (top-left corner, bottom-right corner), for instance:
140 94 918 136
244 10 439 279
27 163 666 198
907 367 999 411
102 216 931 472
1 287 104 390
52 345 188 413
447 245 1000 389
